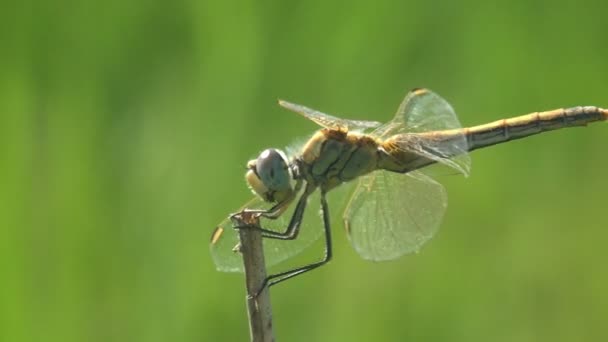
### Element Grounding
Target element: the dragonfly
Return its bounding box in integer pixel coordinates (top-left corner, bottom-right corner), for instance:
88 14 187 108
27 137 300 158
210 88 607 289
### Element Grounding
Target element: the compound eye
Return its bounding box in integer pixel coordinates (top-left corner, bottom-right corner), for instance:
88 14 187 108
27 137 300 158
255 149 291 192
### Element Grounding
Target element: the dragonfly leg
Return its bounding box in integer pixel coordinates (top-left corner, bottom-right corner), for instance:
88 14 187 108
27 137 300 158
232 183 315 241
252 190 332 297
234 179 304 220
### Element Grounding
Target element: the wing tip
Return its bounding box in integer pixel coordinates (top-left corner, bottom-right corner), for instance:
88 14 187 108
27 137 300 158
210 226 224 245
410 87 430 96
278 99 296 110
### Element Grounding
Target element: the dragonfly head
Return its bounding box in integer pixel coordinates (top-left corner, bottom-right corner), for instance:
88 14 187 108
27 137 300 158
246 148 294 203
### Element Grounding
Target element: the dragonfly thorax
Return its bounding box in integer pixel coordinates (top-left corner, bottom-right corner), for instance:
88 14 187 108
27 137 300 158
246 148 295 203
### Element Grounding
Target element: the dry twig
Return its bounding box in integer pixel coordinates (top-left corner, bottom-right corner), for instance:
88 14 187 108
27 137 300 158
234 213 275 342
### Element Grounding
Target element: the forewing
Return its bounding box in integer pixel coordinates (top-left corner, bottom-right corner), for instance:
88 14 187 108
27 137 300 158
278 100 381 132
375 88 471 176
342 170 447 261
210 191 324 272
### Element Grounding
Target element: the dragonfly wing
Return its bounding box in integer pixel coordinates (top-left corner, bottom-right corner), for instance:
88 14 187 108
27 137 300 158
375 88 471 176
210 191 324 273
342 170 447 261
278 100 382 132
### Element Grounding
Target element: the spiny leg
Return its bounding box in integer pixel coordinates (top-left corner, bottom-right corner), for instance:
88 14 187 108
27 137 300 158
232 183 315 240
236 179 304 220
253 190 333 296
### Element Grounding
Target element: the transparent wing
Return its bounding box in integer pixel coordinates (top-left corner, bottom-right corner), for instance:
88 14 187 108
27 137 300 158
342 170 447 261
210 190 324 273
278 99 382 132
374 88 471 176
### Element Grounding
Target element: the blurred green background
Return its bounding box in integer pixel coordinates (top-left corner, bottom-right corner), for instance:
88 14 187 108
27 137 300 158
1 0 607 341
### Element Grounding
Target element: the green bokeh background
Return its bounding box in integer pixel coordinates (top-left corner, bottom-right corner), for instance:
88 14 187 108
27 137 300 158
1 1 607 341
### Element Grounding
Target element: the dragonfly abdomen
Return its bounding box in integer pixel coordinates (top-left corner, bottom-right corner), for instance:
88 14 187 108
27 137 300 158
377 106 607 174
465 106 608 151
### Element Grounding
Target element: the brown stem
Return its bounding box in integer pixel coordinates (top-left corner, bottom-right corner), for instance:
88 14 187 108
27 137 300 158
236 213 275 342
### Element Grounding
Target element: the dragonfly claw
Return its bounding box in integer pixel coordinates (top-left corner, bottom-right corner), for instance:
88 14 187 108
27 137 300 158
229 210 261 230
251 280 269 299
